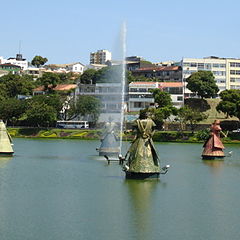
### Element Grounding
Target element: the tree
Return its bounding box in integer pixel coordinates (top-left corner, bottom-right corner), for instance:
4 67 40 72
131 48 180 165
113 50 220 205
24 102 57 127
29 94 64 119
186 71 219 98
0 73 35 98
79 69 97 84
216 89 240 118
67 95 101 123
139 89 177 129
31 55 48 67
0 98 27 124
177 106 208 133
150 89 173 108
37 72 60 92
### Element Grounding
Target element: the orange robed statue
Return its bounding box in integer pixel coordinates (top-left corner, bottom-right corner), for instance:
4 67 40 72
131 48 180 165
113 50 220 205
202 120 225 160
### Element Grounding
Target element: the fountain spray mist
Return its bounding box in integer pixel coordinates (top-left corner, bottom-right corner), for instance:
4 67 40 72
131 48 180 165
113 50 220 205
119 22 127 154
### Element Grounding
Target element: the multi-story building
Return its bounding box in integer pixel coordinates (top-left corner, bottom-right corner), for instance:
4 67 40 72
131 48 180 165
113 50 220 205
181 56 240 97
90 50 112 65
128 81 183 112
4 54 28 70
76 82 125 122
0 63 21 74
131 66 182 82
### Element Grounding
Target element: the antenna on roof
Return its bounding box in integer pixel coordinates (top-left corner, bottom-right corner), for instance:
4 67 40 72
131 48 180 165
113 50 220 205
16 41 23 61
19 40 21 54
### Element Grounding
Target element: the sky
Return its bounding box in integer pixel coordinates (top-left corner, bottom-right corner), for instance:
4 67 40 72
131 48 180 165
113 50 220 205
1 0 240 65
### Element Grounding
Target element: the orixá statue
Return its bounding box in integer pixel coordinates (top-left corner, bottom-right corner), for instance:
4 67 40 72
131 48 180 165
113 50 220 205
0 120 14 156
98 117 120 157
202 120 225 160
123 116 169 179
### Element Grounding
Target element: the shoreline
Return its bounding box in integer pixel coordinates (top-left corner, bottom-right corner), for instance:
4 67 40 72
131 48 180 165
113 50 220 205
7 127 240 144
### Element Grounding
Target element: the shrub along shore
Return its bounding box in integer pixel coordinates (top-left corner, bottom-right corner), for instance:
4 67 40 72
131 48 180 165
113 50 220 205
7 127 240 144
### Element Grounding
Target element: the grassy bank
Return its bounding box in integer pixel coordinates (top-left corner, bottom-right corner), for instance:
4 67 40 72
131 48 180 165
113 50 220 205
7 128 102 140
7 127 240 144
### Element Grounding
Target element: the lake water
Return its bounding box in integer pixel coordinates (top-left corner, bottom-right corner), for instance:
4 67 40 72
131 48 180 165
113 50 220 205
0 138 240 240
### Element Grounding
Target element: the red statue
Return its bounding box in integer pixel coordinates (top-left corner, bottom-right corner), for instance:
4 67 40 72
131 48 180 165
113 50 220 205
202 120 225 160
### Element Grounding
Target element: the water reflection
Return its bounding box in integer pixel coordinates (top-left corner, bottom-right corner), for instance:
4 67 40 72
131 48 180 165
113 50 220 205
0 157 12 168
203 159 224 168
124 180 158 240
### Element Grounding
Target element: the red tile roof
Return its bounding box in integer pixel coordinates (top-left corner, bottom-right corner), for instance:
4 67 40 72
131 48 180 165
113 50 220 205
130 81 183 88
34 84 77 92
158 82 183 88
133 66 181 72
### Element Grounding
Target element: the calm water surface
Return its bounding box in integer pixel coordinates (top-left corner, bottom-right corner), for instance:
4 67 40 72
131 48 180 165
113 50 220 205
0 139 240 240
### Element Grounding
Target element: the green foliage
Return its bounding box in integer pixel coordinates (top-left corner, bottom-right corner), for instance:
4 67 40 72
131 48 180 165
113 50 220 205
152 131 193 142
186 71 219 98
185 98 210 112
29 94 64 118
31 55 48 67
94 66 124 83
216 89 240 119
0 98 27 123
194 129 210 141
139 89 177 129
79 69 98 84
220 120 240 131
67 95 101 123
150 89 173 108
178 106 208 133
24 102 57 127
37 72 60 92
0 73 35 98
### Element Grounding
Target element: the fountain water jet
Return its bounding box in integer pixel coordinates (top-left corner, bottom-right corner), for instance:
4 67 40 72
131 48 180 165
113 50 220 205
97 23 127 158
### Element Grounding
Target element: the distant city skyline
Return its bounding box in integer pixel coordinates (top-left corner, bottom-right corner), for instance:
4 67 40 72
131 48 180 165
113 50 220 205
1 0 240 65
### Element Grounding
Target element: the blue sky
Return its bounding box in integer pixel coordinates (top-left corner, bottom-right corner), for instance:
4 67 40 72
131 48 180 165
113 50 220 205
1 0 240 65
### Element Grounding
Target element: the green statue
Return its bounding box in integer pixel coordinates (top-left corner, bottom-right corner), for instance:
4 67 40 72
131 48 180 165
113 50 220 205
123 116 169 179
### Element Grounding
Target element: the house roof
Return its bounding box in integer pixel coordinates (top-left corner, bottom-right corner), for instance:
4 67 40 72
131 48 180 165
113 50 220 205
129 81 183 88
0 63 21 68
158 82 183 88
34 84 77 92
130 81 158 85
133 66 181 72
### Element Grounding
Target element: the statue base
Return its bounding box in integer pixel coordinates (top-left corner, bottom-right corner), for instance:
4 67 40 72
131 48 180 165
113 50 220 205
125 171 160 180
98 147 120 157
202 155 225 160
0 152 14 157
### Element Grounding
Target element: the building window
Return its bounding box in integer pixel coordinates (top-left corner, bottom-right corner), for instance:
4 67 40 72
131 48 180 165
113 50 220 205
205 63 211 69
177 96 183 101
134 102 144 108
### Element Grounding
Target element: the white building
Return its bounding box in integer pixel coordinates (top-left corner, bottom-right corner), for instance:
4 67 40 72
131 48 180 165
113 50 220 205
66 62 84 74
181 56 240 96
4 54 28 70
128 82 183 112
90 50 112 64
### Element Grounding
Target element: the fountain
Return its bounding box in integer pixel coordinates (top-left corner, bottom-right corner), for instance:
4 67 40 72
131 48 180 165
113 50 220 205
97 23 127 159
0 120 14 156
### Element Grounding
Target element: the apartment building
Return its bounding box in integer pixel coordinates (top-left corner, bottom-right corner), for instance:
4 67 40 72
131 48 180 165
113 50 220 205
131 66 182 82
90 50 112 64
128 81 183 112
181 57 240 97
